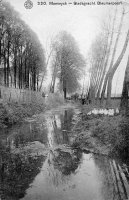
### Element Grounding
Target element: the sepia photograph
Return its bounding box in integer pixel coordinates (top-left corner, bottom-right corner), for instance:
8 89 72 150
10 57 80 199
0 0 129 199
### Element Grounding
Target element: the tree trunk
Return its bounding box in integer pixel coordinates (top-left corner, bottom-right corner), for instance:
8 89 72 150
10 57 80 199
20 46 23 89
14 48 17 88
7 41 10 87
109 8 125 72
24 58 27 88
18 49 21 89
50 67 57 93
106 30 129 106
50 78 56 93
63 78 67 99
120 56 129 115
27 68 29 89
39 48 53 91
64 87 66 99
100 73 109 104
33 66 36 91
37 74 39 91
4 50 6 86
97 8 117 102
0 39 1 64
101 8 125 104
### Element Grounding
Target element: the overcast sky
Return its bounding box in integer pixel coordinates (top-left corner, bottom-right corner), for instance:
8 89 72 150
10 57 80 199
6 0 129 94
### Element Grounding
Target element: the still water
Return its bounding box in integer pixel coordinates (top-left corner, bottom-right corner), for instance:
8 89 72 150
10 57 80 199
0 106 129 200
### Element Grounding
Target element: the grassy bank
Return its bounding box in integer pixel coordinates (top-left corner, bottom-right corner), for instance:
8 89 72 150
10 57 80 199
0 101 46 128
72 111 129 157
0 93 65 128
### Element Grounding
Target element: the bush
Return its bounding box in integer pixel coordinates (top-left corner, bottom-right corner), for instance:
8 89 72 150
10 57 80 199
0 101 46 128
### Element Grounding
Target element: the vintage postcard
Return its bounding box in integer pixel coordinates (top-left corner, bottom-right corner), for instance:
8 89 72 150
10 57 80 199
0 0 129 199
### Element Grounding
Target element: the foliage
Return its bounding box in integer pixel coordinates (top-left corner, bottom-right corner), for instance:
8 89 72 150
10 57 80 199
0 145 45 199
88 7 129 107
72 108 129 157
0 1 46 90
51 31 85 97
0 101 46 128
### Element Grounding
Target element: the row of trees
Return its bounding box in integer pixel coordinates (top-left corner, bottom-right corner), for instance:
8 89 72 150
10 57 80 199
0 1 46 91
0 1 85 97
4 1 128 103
88 6 129 106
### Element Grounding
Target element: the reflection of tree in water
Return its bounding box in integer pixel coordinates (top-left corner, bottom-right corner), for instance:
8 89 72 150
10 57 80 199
61 110 70 144
93 154 129 200
47 109 74 147
44 109 82 187
45 148 82 188
0 108 81 198
5 122 48 149
52 113 70 145
47 109 75 147
61 109 74 131
0 142 46 200
51 115 63 145
53 149 82 175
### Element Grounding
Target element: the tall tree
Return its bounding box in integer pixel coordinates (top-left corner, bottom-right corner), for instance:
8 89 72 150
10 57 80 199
106 29 129 106
52 31 85 98
88 31 108 103
101 8 125 105
97 8 117 101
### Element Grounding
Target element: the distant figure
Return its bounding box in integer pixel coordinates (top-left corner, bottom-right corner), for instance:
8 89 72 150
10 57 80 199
74 93 79 100
42 92 45 97
89 99 91 104
115 108 119 115
81 95 85 105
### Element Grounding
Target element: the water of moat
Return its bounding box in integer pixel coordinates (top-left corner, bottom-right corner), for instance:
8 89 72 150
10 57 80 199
0 105 129 200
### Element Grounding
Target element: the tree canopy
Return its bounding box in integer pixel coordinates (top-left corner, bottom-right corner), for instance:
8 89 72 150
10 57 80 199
0 1 46 90
50 31 85 98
